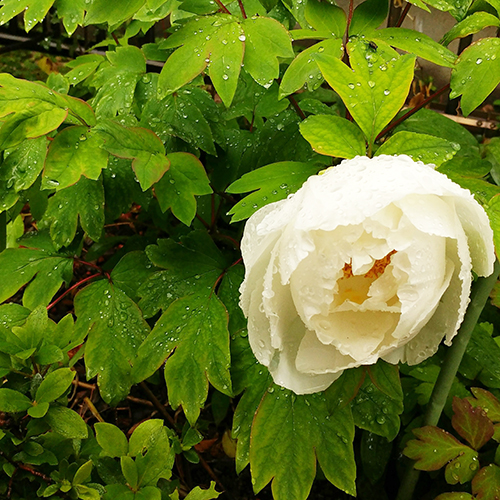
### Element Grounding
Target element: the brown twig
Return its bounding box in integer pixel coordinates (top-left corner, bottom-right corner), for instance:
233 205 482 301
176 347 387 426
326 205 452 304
376 83 450 141
83 397 105 422
139 381 177 428
213 0 231 14
288 95 306 120
237 0 247 18
396 3 412 27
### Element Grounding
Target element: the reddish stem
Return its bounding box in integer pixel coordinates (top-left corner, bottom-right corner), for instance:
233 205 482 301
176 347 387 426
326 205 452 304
75 259 102 272
111 32 119 45
288 95 306 120
47 273 102 310
376 83 450 141
237 0 247 18
396 3 411 28
214 0 231 14
345 0 354 45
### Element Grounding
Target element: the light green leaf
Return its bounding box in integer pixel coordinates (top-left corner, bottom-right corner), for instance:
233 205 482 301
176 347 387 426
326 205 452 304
375 131 460 166
300 114 366 158
279 38 343 98
55 0 85 35
0 136 47 193
373 28 457 67
441 11 500 46
227 161 321 222
43 126 108 189
44 406 88 439
154 152 212 225
242 17 294 88
27 402 50 418
95 422 129 457
96 120 169 190
65 54 105 87
135 487 162 500
121 456 139 489
0 0 55 31
317 39 415 145
103 485 135 500
73 460 93 485
0 241 73 308
74 280 150 405
84 0 146 26
450 38 500 116
250 385 356 499
36 368 75 404
349 0 389 35
304 0 346 38
44 177 105 248
0 388 32 412
184 482 220 500
133 293 232 424
421 0 472 20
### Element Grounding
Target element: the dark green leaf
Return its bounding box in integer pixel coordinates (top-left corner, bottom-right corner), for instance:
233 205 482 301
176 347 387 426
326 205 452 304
154 152 212 225
472 463 500 500
227 161 320 222
111 251 156 302
35 368 75 404
360 431 392 484
300 114 366 158
349 0 389 35
450 38 500 116
0 388 32 412
74 280 150 405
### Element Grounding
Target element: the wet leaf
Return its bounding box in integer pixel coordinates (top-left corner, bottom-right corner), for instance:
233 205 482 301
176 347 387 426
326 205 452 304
84 0 146 26
440 11 500 47
472 463 500 500
452 397 494 450
349 0 389 35
304 0 346 38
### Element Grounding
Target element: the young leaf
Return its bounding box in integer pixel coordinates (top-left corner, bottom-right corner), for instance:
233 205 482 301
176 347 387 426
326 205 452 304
349 0 389 36
44 177 105 248
154 152 212 225
0 242 73 308
450 38 500 116
375 131 459 166
317 39 415 146
421 0 473 21
373 28 457 67
468 387 500 422
95 422 129 457
299 114 366 158
43 126 108 189
84 0 146 26
279 38 343 98
250 385 356 499
43 406 88 439
0 388 33 413
241 17 294 88
440 11 500 47
227 161 321 222
0 0 55 32
121 456 139 489
133 292 232 424
74 280 151 405
65 54 105 87
403 426 475 470
451 397 494 450
304 0 346 38
138 233 225 317
35 368 75 405
472 463 500 500
184 482 220 500
56 0 86 35
445 447 480 484
96 120 169 190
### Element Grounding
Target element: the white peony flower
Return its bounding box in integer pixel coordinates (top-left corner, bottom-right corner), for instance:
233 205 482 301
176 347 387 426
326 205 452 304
239 155 496 395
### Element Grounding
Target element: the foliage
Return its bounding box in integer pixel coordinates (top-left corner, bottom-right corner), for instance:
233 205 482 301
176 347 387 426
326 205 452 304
0 0 498 499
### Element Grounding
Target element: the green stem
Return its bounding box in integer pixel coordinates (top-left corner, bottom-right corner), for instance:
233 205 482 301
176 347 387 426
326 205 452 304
396 259 500 500
0 211 6 252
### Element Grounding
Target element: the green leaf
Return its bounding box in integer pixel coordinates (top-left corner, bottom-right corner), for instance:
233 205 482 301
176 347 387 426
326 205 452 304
141 90 217 155
27 402 50 418
435 493 474 500
56 0 86 35
73 460 93 485
279 38 343 98
103 485 135 500
468 387 500 422
0 136 47 193
450 38 500 116
299 114 366 158
138 233 225 318
84 0 146 26
0 241 73 308
349 0 389 35
42 126 108 190
95 422 129 457
445 446 480 484
96 120 169 190
317 39 415 145
135 487 162 500
472 464 500 500
304 0 346 38
441 11 500 46
250 385 356 499
0 388 32 412
360 431 393 483
44 177 105 248
36 368 75 404
373 28 456 67
0 0 55 31
375 131 460 166
74 280 150 405
451 397 494 450
184 482 220 500
65 54 105 87
227 161 320 222
421 0 472 20
44 406 88 439
241 17 294 88
121 456 139 489
134 292 231 424
404 426 475 470
154 152 212 225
